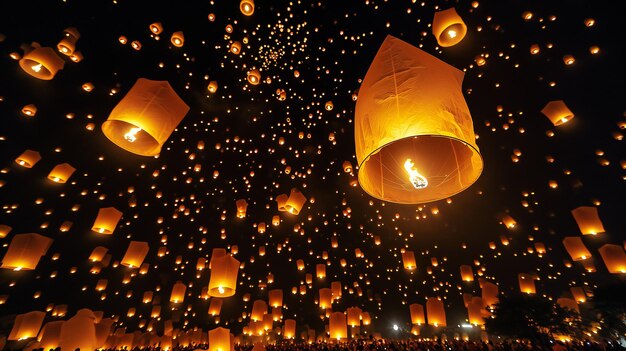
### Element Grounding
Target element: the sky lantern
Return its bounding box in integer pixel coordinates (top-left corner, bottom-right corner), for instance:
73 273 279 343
402 251 416 270
209 298 223 316
15 149 41 168
432 8 467 47
120 241 149 268
467 297 484 325
426 297 446 327
91 207 123 234
481 281 499 308
57 27 80 56
354 35 482 204
541 100 574 126
460 265 474 281
8 311 46 340
316 263 326 279
230 41 242 54
331 281 342 300
283 319 296 339
209 327 232 351
285 188 307 214
236 199 248 218
557 298 579 313
208 80 219 93
269 289 283 308
209 248 227 269
209 254 240 297
518 273 538 294
171 31 185 47
329 312 347 340
170 281 187 303
562 237 592 261
571 206 605 235
361 312 371 325
1 233 53 270
240 0 254 16
570 287 587 303
47 163 76 183
0 225 11 239
59 308 97 351
21 104 37 117
347 307 362 327
149 22 163 34
276 193 288 211
598 244 626 273
247 69 261 85
319 288 332 309
251 299 268 321
19 44 65 80
101 78 190 156
409 303 425 325
38 321 64 349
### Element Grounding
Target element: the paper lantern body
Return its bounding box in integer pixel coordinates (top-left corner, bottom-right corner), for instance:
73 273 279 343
283 319 296 339
102 78 190 156
1 233 53 270
570 287 587 303
209 298 223 316
171 31 185 47
329 312 347 340
15 150 41 168
121 241 149 268
39 321 64 349
571 206 605 235
19 46 65 80
92 207 123 234
563 237 592 261
209 255 240 297
460 265 474 281
285 188 306 214
48 163 76 183
542 100 574 126
319 288 332 309
518 273 537 294
598 244 626 273
347 307 361 327
59 309 97 351
557 298 580 313
432 8 467 47
8 311 45 340
149 22 163 34
170 281 187 303
316 263 326 278
240 0 254 16
402 251 416 270
355 35 482 204
481 281 499 307
426 298 446 327
268 289 283 308
409 303 425 325
467 297 485 325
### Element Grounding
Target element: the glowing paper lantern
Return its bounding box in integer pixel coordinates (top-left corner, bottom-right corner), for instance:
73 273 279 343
432 8 467 47
121 241 149 268
347 307 361 327
208 81 219 93
251 299 268 321
1 233 53 270
247 69 261 85
557 298 579 313
101 78 190 156
91 207 123 234
541 100 574 126
171 31 185 47
316 263 326 279
57 27 80 56
562 237 592 261
19 45 65 80
331 281 342 300
209 298 223 316
230 41 242 54
240 0 254 16
354 35 482 204
59 309 97 351
208 327 231 351
268 289 283 308
460 265 474 281
570 287 587 303
518 273 537 294
236 199 248 218
285 188 307 215
467 297 485 325
15 150 41 168
38 321 64 349
283 319 296 339
361 312 371 325
209 254 240 297
481 281 499 308
170 281 187 303
571 206 605 235
402 251 416 270
409 303 425 325
47 163 76 183
426 297 446 327
319 288 332 309
598 244 626 273
8 311 46 340
21 104 37 117
0 225 11 238
329 312 347 340
149 22 163 34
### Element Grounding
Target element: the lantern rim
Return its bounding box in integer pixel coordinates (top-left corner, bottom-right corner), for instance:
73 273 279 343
19 58 54 80
436 23 467 47
357 134 483 204
102 119 162 157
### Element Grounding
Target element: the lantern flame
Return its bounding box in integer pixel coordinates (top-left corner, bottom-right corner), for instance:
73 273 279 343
447 29 457 38
31 63 43 72
124 127 142 142
404 159 428 189
218 286 225 294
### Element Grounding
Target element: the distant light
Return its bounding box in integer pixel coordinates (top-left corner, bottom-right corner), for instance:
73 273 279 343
461 324 473 328
393 324 399 331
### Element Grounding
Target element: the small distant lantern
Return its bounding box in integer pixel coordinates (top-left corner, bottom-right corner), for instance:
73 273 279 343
57 27 80 56
131 40 142 50
563 55 575 65
149 22 163 34
355 35 482 204
240 0 255 16
236 199 248 218
82 82 94 92
209 254 240 297
121 241 149 268
91 207 123 234
530 44 540 54
21 104 37 117
171 31 185 47
101 78 190 156
432 8 467 47
15 150 41 168
402 251 417 270
571 206 605 235
47 163 76 183
208 80 219 93
0 225 12 239
230 41 242 54
247 69 261 85
325 101 334 111
541 100 574 126
70 51 83 62
474 56 486 66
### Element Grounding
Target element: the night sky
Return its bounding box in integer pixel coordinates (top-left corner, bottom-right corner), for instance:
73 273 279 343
0 0 625 340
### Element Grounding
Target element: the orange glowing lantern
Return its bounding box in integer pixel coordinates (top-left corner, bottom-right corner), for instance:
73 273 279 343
426 297 446 327
149 22 163 34
170 281 187 303
355 35 482 204
171 31 185 47
240 0 255 16
58 309 97 351
598 244 626 273
571 206 605 235
209 327 232 351
283 319 296 339
1 233 53 270
481 281 499 308
319 288 332 309
251 299 267 321
101 78 190 156
518 273 537 294
247 69 261 85
121 241 149 268
269 289 283 308
402 251 417 270
329 312 347 340
91 207 123 234
8 311 46 340
15 150 41 168
286 188 307 215
562 237 592 261
409 303 425 325
432 8 467 47
57 27 80 56
541 100 574 126
19 44 65 80
460 265 474 281
209 254 240 297
48 163 76 183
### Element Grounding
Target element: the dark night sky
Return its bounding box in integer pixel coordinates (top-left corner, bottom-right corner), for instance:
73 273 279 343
0 0 625 340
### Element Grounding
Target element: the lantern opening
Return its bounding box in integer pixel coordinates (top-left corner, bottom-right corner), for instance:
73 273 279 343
404 158 428 189
102 120 159 156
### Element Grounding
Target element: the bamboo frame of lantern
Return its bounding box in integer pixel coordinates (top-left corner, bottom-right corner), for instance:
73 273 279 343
101 78 190 156
355 35 482 204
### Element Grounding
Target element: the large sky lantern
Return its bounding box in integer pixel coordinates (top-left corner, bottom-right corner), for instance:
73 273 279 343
283 319 296 339
562 236 592 261
354 35 482 204
240 0 254 16
570 287 587 303
91 207 123 234
38 321 64 349
101 78 190 156
402 250 416 270
409 303 425 325
426 297 446 327
460 265 474 281
541 100 575 126
15 149 41 168
467 297 485 326
268 289 283 308
432 8 467 47
518 273 538 294
209 254 240 297
598 244 626 273
47 163 76 183
8 310 46 341
58 308 97 351
480 280 499 308
571 206 606 235
1 233 53 270
347 307 362 327
329 312 347 340
121 241 149 268
19 43 65 80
